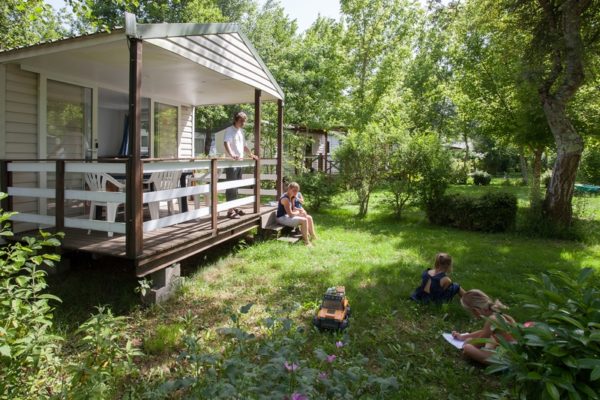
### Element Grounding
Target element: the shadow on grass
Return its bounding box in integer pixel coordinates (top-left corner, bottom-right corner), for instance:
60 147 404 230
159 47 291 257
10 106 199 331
47 235 253 333
260 208 593 323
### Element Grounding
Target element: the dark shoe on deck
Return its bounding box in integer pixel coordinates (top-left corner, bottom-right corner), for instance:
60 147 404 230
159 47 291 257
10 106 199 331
227 210 240 219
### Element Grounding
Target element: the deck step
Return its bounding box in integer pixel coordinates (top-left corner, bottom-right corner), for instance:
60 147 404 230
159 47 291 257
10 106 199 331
264 224 284 232
277 236 300 244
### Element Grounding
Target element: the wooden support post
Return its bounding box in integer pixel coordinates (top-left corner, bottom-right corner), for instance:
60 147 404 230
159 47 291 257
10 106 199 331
126 37 144 258
211 158 218 234
324 132 329 174
276 99 284 198
55 160 65 232
0 161 11 230
254 89 261 214
318 154 324 172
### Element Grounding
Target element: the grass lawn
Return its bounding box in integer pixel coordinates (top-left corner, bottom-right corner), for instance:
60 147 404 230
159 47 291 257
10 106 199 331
48 184 600 398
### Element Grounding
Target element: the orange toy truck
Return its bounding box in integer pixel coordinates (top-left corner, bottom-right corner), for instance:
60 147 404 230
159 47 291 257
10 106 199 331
313 286 351 330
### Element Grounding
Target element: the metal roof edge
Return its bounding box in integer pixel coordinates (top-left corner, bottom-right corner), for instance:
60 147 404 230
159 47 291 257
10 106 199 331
236 30 285 101
0 29 126 63
134 22 243 40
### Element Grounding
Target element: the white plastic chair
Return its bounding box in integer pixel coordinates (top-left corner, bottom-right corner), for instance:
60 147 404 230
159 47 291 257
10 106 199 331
84 172 125 237
188 169 211 209
146 171 182 220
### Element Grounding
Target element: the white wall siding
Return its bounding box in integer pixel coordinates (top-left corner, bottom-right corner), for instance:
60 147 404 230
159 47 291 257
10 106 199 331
178 105 194 158
5 64 38 160
3 64 39 232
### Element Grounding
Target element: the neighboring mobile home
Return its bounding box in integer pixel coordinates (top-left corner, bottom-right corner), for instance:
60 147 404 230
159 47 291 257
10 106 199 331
0 14 285 281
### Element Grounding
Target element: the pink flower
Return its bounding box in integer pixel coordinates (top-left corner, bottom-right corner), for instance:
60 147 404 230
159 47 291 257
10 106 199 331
291 393 307 400
318 371 328 380
284 361 299 372
524 321 535 328
335 341 344 348
326 354 336 363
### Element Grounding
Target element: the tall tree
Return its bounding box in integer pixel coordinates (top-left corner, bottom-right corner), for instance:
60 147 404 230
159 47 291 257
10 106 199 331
68 0 224 30
282 17 348 130
0 0 64 50
511 0 600 225
449 0 554 200
340 0 419 129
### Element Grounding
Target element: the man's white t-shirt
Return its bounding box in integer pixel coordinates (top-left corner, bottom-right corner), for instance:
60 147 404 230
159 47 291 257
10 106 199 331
223 125 244 158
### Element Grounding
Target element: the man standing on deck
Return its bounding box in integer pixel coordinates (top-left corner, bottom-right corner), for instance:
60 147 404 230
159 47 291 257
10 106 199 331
223 111 258 219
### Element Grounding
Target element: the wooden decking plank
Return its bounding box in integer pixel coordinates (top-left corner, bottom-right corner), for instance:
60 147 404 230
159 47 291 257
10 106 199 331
9 205 276 268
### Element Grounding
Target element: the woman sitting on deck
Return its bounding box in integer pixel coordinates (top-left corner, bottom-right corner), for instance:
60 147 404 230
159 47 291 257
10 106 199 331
276 182 317 246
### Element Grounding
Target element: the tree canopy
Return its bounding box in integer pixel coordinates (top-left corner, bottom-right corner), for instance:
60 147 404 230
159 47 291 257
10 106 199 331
4 0 600 224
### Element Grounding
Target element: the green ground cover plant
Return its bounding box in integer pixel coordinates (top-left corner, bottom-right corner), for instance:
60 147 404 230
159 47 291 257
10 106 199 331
19 183 600 399
488 268 600 400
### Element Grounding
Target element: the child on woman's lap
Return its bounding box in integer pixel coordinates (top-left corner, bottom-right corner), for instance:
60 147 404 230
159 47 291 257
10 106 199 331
410 253 465 303
452 289 517 364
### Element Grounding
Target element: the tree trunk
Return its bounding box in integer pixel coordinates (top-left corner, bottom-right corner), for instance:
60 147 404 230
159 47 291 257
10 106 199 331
542 98 584 226
463 131 469 171
536 0 589 226
519 151 529 185
530 147 543 205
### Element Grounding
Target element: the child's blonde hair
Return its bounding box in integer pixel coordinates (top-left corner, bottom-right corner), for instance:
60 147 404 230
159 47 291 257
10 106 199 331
434 253 452 272
461 289 507 314
287 182 300 191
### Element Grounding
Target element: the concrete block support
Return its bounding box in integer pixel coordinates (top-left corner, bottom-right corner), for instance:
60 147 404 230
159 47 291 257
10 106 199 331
142 263 181 304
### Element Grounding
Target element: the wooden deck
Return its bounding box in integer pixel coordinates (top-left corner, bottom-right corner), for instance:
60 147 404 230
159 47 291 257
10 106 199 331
13 204 276 277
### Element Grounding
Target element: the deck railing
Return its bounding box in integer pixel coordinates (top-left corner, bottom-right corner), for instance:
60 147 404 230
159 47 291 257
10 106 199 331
303 154 339 174
1 157 279 245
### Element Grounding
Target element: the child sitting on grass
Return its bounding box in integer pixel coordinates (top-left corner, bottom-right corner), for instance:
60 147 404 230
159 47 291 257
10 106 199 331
410 253 465 303
452 289 517 364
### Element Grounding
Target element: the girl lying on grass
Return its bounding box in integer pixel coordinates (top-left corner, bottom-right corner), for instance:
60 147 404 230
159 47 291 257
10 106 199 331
452 289 517 364
410 253 465 303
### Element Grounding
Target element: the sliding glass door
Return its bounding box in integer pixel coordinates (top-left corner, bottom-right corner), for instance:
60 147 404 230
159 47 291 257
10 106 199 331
154 102 178 158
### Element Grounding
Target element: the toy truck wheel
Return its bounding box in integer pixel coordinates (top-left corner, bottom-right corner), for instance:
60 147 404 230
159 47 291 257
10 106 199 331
313 316 320 328
340 319 349 330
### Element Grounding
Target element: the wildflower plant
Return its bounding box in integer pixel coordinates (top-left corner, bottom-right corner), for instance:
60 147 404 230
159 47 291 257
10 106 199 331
148 303 399 399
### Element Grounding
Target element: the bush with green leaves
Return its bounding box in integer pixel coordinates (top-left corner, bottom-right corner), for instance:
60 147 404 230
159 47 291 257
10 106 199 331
293 172 341 211
487 268 600 400
471 170 492 186
542 169 553 188
335 124 388 218
386 133 452 217
66 305 143 399
577 140 600 185
427 192 517 232
0 194 64 399
386 133 449 217
146 304 399 399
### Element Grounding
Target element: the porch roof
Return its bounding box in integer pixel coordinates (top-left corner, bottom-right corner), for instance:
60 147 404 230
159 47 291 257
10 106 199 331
0 16 284 105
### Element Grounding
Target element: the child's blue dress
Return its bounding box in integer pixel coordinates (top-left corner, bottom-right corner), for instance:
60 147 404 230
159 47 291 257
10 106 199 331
410 270 461 303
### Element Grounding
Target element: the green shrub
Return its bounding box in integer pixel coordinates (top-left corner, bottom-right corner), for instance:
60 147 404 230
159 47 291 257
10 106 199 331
336 124 388 218
67 306 143 398
386 133 453 217
542 169 553 188
487 268 600 400
148 304 399 399
293 172 341 211
471 170 492 186
578 141 600 185
427 192 517 232
0 193 64 398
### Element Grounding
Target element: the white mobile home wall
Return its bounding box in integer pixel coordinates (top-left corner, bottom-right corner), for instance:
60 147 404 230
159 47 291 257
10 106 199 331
1 64 39 232
1 63 196 232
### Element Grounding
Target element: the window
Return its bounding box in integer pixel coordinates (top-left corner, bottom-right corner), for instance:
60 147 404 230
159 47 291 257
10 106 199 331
47 80 92 159
154 102 178 158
